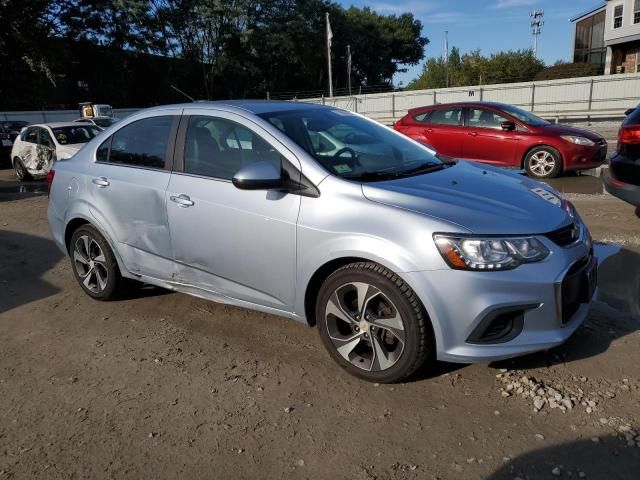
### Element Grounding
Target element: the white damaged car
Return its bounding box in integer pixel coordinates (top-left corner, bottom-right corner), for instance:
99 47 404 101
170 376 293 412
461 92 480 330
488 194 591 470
11 123 101 181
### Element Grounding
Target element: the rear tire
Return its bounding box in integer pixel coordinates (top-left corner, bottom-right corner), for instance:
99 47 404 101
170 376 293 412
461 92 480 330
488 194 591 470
316 262 432 383
69 225 121 300
524 147 562 179
13 157 32 181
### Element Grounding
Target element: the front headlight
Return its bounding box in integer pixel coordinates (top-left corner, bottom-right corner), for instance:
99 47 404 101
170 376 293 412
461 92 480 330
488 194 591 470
434 234 550 271
560 136 595 146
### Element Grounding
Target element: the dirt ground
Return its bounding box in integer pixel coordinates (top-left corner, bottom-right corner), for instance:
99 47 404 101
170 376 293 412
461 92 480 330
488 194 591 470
0 165 639 480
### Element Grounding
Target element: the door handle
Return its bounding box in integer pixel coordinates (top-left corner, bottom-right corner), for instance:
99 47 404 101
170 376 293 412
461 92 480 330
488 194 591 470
170 194 194 208
468 132 478 137
92 177 110 188
423 128 433 134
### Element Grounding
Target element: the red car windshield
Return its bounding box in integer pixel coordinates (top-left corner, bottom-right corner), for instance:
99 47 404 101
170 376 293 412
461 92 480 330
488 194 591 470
499 105 549 126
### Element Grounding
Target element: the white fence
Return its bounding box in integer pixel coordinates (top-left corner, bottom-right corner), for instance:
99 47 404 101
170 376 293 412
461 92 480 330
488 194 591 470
2 73 640 125
305 72 640 124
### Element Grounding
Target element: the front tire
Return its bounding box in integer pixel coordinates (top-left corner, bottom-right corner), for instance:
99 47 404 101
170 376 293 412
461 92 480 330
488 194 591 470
13 157 32 181
316 262 432 383
69 225 121 300
525 147 562 179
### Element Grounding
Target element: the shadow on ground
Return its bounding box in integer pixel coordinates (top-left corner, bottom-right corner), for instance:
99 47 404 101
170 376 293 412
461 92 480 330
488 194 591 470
487 435 640 479
0 230 63 313
492 243 640 371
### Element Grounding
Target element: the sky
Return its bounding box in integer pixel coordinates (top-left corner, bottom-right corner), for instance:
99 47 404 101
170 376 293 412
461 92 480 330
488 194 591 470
340 0 603 86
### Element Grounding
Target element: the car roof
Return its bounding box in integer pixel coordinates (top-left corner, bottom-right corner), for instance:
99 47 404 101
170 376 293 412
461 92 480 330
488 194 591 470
30 122 96 128
408 101 514 114
145 100 330 115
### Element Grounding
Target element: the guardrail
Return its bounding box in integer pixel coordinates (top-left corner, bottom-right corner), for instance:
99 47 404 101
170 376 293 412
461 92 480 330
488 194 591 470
305 72 640 124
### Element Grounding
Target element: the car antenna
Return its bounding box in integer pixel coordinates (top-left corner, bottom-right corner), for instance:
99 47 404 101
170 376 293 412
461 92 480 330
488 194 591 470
170 84 195 102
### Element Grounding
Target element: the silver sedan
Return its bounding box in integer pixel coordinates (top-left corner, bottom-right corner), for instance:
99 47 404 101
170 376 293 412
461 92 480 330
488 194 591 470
47 101 597 383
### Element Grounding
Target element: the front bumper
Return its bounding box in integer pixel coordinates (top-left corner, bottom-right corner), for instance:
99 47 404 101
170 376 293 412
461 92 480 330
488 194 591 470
404 224 595 363
562 141 607 171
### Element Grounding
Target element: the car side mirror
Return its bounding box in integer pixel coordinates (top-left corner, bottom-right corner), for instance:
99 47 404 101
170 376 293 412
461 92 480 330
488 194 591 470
625 108 636 116
232 161 288 191
501 120 516 131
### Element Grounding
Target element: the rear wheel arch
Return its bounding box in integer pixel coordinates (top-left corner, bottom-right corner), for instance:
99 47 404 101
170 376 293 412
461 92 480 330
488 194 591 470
64 218 90 253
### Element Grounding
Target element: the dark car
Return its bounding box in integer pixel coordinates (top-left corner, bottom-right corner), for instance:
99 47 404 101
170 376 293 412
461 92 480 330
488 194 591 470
394 102 607 179
1 121 29 163
604 106 640 210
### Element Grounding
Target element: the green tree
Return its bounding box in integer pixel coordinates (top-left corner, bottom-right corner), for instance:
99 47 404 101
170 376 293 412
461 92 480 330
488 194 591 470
407 47 545 90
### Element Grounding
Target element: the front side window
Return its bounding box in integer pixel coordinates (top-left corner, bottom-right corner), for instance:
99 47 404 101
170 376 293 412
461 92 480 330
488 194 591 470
428 108 463 126
101 116 173 169
614 4 623 28
258 108 445 181
184 116 282 179
467 108 510 130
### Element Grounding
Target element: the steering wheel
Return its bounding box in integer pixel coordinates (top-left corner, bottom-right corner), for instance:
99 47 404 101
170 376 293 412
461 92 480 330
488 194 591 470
333 147 357 161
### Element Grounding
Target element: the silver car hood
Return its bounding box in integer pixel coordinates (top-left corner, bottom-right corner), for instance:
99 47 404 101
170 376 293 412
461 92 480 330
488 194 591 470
361 161 572 234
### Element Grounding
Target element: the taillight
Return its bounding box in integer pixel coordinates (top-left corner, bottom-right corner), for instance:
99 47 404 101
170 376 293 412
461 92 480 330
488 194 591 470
46 169 55 195
618 125 640 144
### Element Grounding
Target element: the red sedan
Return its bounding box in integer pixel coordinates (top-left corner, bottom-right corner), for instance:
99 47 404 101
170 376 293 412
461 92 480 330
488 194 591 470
394 102 607 179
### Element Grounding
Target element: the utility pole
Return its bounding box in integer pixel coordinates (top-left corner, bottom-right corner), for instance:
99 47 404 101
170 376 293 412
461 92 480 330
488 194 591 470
347 45 352 96
326 12 333 97
444 31 449 88
530 10 544 58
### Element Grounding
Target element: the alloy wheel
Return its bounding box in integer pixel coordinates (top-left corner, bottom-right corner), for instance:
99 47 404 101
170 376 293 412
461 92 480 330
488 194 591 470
324 282 405 372
529 150 556 177
73 235 109 294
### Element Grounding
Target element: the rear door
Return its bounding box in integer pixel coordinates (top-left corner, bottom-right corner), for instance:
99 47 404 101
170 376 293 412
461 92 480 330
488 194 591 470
87 110 180 280
462 107 520 167
418 106 464 157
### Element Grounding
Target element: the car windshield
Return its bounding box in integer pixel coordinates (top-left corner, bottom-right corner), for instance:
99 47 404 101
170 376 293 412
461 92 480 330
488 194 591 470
258 108 447 181
52 126 101 145
499 105 549 126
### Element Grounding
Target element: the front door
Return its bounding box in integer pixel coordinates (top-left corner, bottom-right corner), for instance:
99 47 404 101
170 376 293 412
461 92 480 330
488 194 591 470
87 111 180 280
166 110 300 311
462 107 520 167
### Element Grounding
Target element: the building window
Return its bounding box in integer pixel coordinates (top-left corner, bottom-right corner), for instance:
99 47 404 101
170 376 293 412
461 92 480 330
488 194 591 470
613 4 623 28
635 0 640 24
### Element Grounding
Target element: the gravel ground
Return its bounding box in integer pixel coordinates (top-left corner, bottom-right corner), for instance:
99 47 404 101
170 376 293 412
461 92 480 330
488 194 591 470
0 166 639 480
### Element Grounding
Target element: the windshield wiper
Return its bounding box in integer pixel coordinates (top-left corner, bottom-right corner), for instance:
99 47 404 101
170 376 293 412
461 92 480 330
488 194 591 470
396 160 456 177
343 160 456 182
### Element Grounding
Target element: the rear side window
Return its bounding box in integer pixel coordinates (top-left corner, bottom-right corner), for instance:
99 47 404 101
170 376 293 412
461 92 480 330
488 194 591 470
428 108 462 126
413 111 431 122
97 116 173 169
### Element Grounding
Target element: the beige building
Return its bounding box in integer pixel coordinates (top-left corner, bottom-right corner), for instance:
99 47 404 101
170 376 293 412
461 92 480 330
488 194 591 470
571 1 640 74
